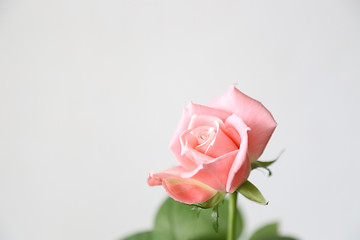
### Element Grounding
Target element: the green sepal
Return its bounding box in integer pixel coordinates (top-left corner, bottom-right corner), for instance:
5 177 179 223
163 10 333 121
192 192 226 233
191 205 202 217
237 180 268 205
193 192 226 209
251 150 284 176
211 204 219 233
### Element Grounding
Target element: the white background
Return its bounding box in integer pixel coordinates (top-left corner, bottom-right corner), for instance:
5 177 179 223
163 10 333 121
1 1 360 240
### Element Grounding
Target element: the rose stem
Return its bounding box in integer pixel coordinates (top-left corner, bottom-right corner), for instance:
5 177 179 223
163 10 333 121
227 191 238 240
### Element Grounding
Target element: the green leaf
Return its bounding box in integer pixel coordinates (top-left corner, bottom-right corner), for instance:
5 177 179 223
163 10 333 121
237 180 268 205
249 222 298 240
249 223 278 240
152 197 243 240
121 231 152 240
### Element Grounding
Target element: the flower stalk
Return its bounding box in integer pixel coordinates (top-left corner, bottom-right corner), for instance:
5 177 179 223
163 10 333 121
227 191 238 240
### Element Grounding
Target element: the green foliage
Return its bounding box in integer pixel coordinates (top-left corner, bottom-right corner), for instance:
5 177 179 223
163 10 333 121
237 180 268 205
249 222 298 240
121 199 300 240
152 197 243 240
122 197 243 240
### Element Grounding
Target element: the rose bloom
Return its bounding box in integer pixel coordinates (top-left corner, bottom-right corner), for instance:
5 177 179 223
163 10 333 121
148 85 276 204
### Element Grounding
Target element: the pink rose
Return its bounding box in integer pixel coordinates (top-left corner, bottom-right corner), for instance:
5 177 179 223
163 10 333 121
148 85 277 204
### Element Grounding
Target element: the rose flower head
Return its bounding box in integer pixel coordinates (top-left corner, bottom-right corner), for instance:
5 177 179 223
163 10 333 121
148 85 276 205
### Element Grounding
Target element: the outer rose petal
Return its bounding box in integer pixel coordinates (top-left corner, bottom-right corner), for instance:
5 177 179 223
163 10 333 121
169 108 197 170
225 114 251 192
187 114 226 131
188 102 231 122
208 85 277 161
148 166 217 204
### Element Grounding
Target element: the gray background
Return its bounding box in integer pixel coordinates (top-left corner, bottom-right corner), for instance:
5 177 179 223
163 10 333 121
1 0 360 240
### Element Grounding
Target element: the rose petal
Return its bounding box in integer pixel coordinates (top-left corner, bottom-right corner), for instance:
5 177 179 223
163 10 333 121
225 126 241 147
208 85 277 161
224 114 251 192
148 166 217 204
180 129 214 165
169 108 198 170
180 150 238 192
206 124 238 158
163 179 217 204
187 115 238 158
188 101 231 122
187 114 226 131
